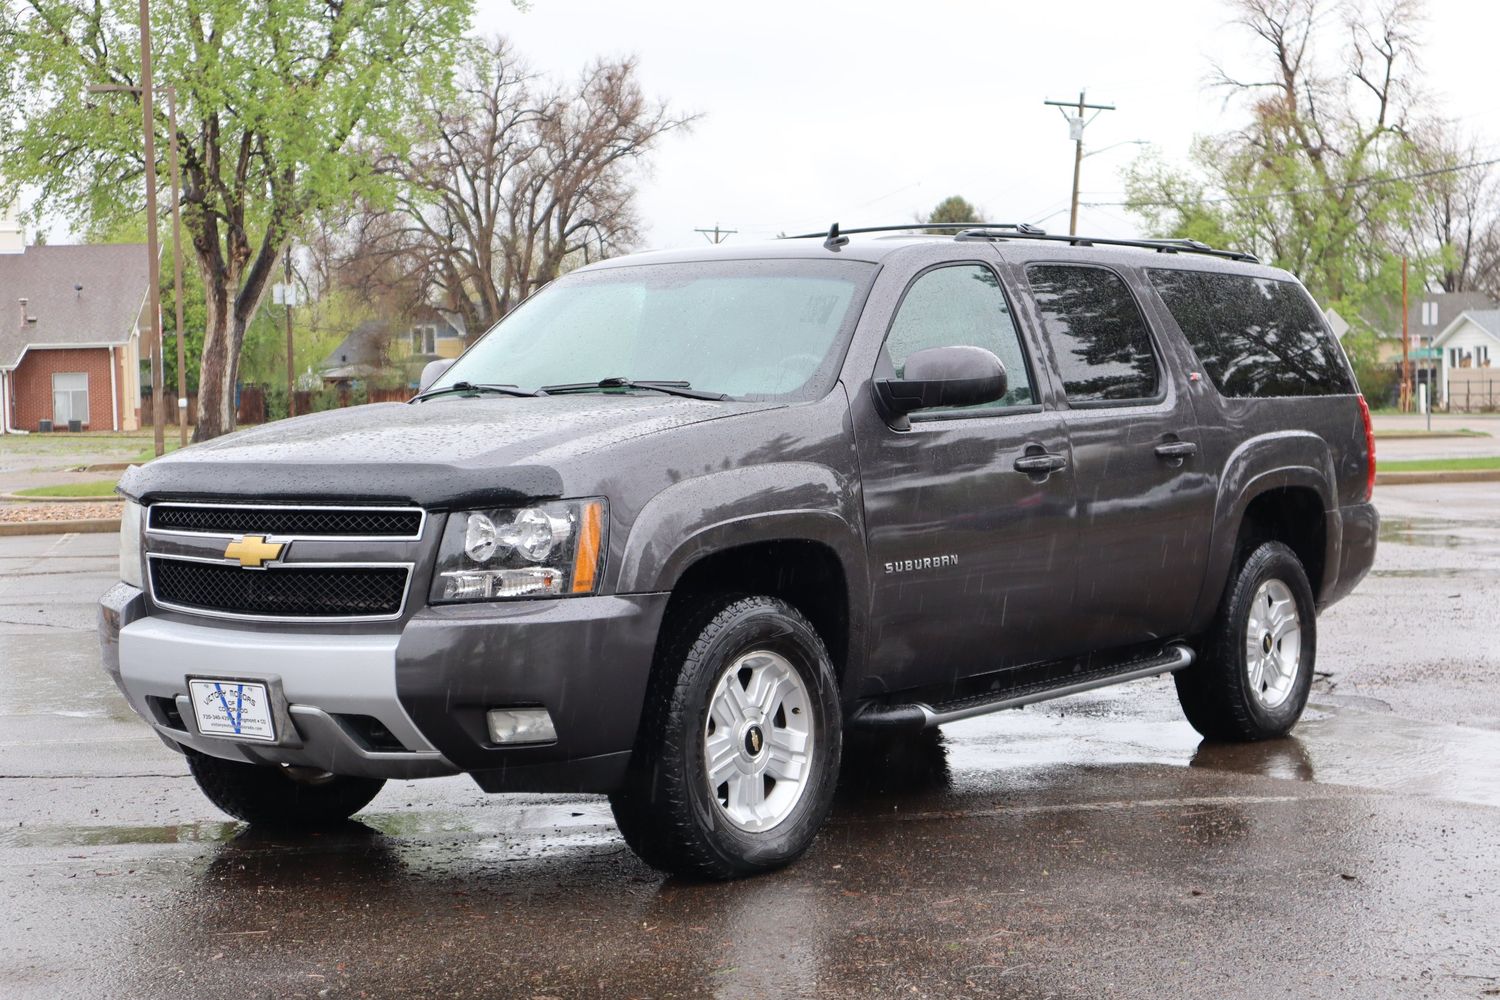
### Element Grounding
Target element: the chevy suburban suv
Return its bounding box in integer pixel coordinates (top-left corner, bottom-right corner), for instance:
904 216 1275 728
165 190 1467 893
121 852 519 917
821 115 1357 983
100 223 1378 879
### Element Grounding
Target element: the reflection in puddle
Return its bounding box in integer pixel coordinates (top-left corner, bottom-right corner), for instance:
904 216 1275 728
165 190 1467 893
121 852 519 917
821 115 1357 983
0 820 241 849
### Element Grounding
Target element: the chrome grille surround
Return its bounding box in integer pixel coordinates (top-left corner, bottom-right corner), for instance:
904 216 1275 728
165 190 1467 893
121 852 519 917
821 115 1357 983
147 502 425 541
142 502 427 623
147 554 414 624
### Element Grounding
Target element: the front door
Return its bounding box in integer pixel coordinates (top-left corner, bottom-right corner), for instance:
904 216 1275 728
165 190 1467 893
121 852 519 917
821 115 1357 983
853 260 1079 697
1020 262 1215 650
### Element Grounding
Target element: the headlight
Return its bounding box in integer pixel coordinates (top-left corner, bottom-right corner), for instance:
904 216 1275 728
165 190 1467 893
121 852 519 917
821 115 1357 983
431 499 606 602
119 500 144 589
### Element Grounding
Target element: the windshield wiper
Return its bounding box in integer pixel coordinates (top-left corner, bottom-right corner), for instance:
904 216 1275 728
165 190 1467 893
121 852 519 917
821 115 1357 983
413 381 544 402
539 377 730 401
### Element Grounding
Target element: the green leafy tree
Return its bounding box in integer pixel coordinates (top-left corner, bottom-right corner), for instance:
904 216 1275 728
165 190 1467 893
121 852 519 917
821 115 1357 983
0 0 473 440
925 195 981 232
1122 0 1434 327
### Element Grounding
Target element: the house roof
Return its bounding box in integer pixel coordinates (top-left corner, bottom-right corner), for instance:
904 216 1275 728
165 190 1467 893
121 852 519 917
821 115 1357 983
1407 291 1497 338
1431 309 1500 349
319 319 390 372
0 243 149 369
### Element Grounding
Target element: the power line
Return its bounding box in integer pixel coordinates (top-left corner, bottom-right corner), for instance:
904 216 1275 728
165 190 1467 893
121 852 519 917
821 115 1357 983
1084 155 1500 209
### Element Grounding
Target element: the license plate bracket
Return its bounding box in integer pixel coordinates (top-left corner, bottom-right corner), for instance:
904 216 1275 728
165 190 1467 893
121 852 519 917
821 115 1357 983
187 678 277 742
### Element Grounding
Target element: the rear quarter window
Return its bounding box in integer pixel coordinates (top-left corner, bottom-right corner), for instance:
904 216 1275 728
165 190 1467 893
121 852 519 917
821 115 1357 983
1147 269 1355 397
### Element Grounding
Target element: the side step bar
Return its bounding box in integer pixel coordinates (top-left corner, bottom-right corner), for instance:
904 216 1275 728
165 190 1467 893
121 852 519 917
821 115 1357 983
853 642 1196 732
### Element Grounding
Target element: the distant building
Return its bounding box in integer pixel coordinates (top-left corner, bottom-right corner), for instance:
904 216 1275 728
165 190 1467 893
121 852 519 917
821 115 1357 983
318 310 466 387
1397 291 1497 358
0 208 148 433
1431 309 1499 407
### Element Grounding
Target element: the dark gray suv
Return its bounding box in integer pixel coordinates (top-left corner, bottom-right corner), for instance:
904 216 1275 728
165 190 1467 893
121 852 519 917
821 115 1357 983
99 224 1378 879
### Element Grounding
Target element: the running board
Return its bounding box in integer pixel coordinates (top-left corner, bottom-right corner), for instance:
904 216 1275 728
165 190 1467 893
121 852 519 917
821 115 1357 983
853 642 1196 732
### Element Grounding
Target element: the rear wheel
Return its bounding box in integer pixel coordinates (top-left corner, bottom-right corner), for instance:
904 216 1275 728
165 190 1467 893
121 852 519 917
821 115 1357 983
186 748 385 827
610 595 842 880
1175 540 1317 741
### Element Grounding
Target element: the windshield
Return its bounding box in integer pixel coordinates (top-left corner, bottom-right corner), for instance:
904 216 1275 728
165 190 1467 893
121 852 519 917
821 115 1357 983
429 258 876 401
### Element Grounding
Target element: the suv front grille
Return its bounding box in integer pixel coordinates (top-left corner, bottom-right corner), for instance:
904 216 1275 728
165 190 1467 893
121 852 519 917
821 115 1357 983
149 558 410 621
149 503 423 539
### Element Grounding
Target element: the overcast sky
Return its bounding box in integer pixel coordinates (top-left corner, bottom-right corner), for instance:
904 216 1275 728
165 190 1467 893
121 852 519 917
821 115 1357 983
474 0 1500 249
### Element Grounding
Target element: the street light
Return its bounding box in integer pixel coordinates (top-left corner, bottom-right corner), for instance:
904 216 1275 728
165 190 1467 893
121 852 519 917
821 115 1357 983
1082 139 1151 160
87 78 188 450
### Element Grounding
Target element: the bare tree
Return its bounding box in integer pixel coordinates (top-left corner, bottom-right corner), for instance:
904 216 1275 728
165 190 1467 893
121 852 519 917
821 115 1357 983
359 39 696 336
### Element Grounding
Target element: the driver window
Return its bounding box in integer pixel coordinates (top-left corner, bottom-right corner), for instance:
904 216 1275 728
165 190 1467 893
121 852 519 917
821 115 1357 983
884 263 1035 415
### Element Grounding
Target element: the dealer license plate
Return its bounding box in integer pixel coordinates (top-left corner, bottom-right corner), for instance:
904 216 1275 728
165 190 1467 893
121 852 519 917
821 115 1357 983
187 679 276 742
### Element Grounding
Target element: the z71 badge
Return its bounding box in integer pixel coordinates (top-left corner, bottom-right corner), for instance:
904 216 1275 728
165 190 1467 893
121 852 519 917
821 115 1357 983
884 554 959 574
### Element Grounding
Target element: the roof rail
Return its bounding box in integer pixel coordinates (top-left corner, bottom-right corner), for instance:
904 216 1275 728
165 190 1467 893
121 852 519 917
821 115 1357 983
784 222 1046 241
781 221 1258 263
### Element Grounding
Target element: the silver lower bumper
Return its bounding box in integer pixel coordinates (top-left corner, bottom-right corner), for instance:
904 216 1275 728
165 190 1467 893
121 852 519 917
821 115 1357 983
117 614 455 779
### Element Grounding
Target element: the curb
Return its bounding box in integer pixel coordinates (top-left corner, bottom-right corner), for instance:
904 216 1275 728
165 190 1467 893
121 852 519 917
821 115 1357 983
1375 469 1500 486
0 493 119 503
0 518 121 536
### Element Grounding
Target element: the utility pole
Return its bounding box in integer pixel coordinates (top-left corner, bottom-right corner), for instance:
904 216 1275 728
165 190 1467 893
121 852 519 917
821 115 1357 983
694 224 737 244
88 81 188 448
1044 90 1116 236
137 0 164 458
164 86 187 447
1401 256 1412 412
284 246 296 418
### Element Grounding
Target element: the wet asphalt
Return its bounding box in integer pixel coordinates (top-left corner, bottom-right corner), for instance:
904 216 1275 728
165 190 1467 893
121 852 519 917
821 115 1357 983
2 483 1498 999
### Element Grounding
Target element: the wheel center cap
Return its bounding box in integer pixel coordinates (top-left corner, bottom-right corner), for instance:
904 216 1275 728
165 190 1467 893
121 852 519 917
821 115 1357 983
743 724 765 758
1262 632 1273 654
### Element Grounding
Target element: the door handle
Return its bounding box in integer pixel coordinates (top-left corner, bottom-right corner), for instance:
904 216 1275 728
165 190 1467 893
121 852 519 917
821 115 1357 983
1154 441 1198 461
1013 452 1068 474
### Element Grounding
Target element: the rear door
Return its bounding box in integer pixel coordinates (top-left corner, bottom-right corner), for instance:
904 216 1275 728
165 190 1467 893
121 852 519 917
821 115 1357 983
853 257 1079 695
1018 261 1216 650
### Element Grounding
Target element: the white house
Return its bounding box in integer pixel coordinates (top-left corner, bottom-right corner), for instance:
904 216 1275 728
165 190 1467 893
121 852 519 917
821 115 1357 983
1431 309 1499 406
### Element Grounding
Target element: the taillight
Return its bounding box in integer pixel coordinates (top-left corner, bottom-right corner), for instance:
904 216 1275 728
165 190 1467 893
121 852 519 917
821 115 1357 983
1357 394 1375 500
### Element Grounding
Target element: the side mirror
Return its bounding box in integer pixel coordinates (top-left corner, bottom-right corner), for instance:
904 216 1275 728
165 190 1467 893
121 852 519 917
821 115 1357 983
875 345 1007 416
418 358 455 392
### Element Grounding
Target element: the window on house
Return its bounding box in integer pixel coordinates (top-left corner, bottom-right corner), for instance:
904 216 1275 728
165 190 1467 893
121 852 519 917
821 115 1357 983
1422 301 1438 326
1480 345 1491 367
411 326 437 354
52 372 89 427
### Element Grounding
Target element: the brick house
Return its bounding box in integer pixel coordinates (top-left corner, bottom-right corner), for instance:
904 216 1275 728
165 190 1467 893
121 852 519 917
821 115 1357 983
0 224 148 433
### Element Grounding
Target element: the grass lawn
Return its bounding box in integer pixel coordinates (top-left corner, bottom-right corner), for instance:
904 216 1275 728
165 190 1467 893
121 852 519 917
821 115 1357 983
1373 428 1490 439
13 479 122 498
1377 456 1500 473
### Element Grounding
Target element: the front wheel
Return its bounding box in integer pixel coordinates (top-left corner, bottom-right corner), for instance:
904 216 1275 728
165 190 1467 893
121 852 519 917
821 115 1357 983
610 595 842 880
186 748 386 827
1175 540 1317 741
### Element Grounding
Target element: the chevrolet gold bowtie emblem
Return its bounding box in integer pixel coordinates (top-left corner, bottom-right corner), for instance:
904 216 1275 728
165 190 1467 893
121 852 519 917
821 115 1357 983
223 535 285 569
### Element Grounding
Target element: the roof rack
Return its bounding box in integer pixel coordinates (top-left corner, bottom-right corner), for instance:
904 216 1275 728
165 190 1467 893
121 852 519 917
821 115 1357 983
782 221 1259 263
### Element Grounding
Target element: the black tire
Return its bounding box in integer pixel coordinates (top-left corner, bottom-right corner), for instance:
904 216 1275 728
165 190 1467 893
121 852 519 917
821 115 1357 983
610 595 842 880
1175 540 1317 741
185 748 386 827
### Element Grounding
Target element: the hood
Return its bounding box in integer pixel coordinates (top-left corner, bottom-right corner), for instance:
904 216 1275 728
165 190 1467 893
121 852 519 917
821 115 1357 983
120 394 768 508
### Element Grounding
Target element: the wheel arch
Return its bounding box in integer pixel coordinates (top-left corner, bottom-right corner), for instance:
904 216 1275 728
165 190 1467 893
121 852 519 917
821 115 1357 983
1189 431 1342 632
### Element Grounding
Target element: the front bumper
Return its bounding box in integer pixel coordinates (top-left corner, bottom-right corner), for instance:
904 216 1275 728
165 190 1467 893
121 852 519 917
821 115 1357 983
101 584 669 792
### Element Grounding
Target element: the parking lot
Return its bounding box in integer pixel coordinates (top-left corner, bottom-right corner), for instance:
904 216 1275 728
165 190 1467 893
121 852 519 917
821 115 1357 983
3 483 1499 999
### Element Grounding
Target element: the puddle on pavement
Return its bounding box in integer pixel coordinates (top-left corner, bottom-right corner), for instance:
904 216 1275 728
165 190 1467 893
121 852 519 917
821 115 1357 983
934 700 1500 810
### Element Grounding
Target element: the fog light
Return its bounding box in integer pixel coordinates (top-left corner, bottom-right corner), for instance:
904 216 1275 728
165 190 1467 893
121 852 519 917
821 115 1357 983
486 708 557 745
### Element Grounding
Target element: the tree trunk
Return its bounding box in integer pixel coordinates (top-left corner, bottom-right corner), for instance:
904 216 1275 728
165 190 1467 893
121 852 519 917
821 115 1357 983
192 258 237 442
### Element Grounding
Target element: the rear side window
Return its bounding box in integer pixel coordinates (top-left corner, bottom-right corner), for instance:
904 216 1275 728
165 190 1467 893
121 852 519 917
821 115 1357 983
1026 264 1161 403
884 263 1036 414
1147 269 1355 397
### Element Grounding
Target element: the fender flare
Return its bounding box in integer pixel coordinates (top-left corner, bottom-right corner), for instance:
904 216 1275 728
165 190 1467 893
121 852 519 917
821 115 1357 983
1189 432 1340 630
